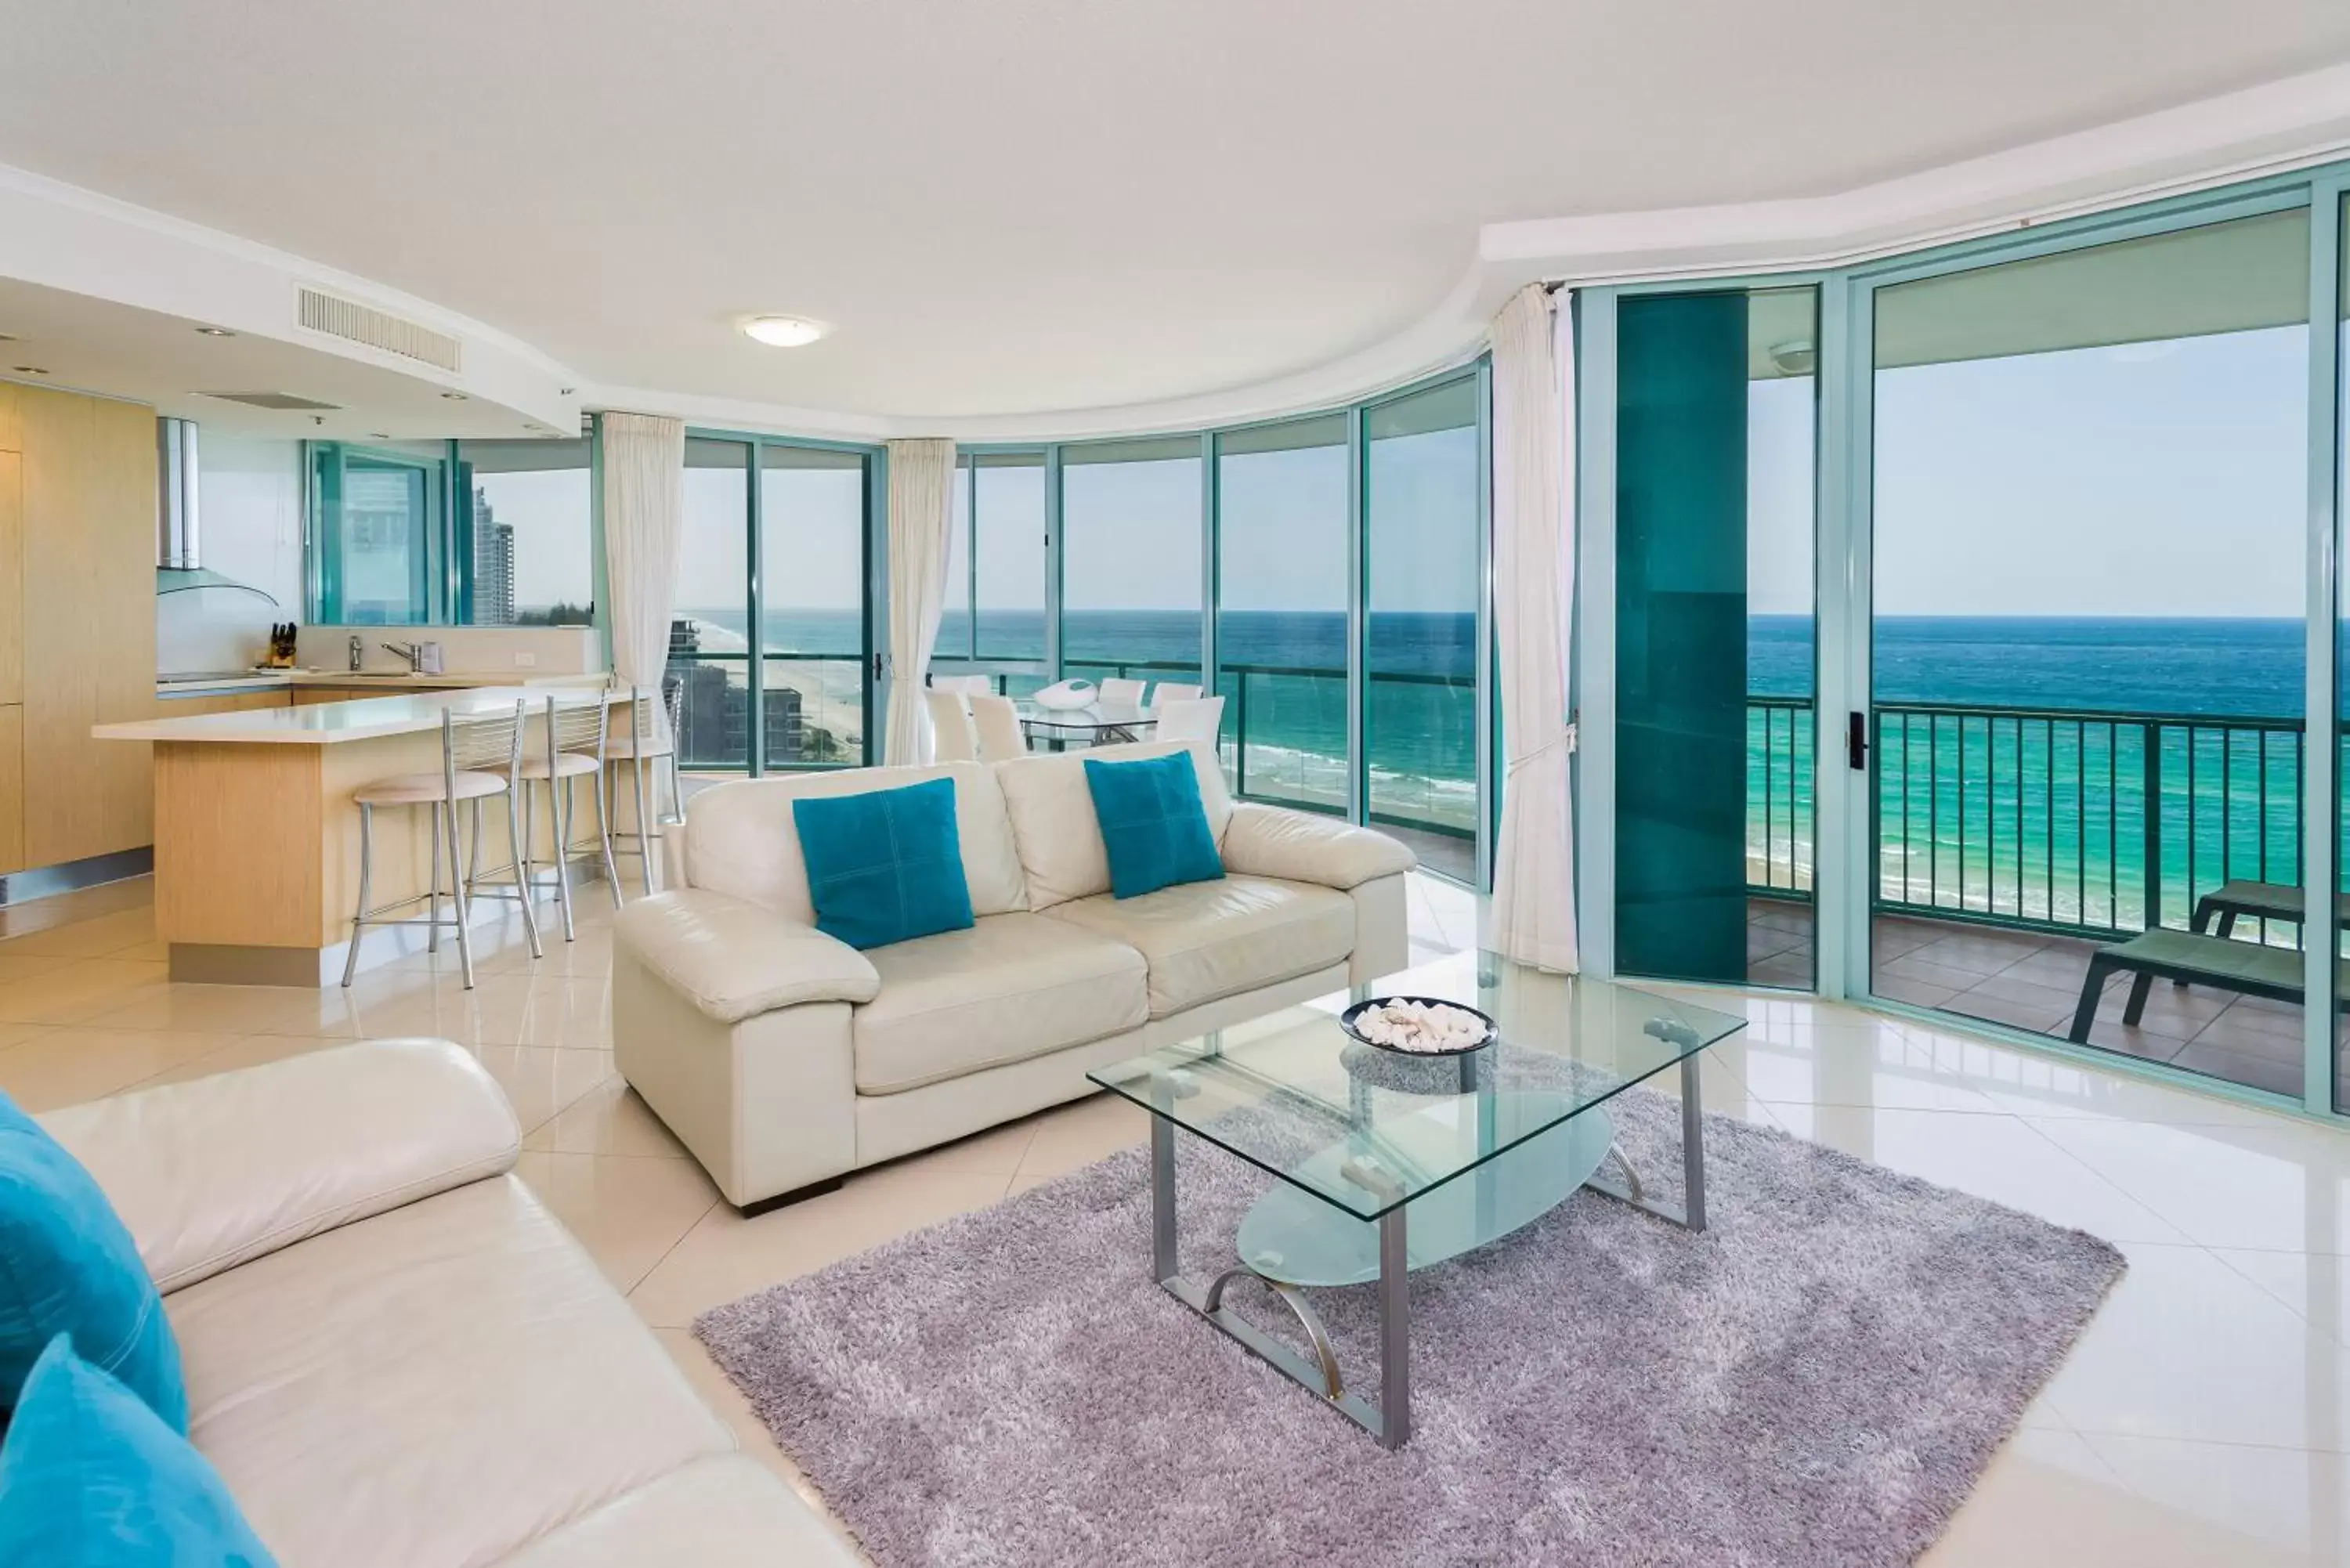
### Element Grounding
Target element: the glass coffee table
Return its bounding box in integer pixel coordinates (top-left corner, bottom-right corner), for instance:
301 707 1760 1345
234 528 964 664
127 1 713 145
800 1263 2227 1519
1088 952 1747 1450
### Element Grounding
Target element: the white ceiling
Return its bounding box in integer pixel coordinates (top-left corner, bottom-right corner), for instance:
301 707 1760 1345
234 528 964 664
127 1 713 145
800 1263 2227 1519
0 277 565 439
0 0 2346 428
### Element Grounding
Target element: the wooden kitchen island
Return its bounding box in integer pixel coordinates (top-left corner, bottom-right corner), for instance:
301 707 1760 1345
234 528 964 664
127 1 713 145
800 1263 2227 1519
95 686 647 985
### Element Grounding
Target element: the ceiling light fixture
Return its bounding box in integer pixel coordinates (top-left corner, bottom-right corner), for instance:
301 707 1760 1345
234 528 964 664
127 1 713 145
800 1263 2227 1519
194 326 236 338
742 316 826 349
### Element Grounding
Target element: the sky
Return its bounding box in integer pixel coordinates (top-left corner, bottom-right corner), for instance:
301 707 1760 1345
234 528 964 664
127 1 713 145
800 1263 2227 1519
490 317 2316 627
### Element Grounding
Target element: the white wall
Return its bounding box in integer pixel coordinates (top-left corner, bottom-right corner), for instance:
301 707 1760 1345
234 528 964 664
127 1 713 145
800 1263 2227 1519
155 432 303 674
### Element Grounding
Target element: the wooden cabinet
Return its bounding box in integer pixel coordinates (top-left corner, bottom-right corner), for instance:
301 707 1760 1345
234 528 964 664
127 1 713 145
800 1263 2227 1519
0 705 21 874
0 384 157 872
0 447 20 708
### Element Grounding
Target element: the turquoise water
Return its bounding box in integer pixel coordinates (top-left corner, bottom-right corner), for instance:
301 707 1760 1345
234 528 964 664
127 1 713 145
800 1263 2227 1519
692 604 2328 928
1750 615 2318 929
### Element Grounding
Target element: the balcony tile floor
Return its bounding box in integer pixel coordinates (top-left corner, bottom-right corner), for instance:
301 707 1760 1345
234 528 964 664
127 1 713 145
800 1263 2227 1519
1750 901 2320 1101
5 873 2349 1564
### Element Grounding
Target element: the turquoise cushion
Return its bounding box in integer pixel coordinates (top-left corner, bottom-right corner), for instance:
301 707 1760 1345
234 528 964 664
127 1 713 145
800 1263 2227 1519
1083 753 1225 899
0 1092 185 1434
0 1335 275 1566
792 777 977 950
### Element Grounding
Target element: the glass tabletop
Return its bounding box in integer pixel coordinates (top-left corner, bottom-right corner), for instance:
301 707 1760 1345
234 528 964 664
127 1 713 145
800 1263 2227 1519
1014 699 1158 735
1088 951 1747 1220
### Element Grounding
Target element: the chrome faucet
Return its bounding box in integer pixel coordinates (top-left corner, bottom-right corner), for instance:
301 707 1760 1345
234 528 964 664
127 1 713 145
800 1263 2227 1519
382 641 423 674
348 634 363 673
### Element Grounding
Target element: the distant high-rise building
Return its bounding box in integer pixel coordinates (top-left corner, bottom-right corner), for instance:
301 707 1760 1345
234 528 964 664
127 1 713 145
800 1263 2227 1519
472 487 515 625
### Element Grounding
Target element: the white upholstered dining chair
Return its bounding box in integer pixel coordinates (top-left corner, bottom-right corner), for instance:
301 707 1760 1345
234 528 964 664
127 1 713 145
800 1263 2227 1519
925 688 979 762
1152 695 1224 746
970 693 1028 761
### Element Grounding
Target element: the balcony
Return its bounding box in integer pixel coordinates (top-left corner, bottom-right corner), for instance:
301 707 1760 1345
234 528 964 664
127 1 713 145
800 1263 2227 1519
1747 695 2326 1098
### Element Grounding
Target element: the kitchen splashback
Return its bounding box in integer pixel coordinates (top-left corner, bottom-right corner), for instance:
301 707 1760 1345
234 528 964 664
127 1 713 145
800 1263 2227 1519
293 624 602 677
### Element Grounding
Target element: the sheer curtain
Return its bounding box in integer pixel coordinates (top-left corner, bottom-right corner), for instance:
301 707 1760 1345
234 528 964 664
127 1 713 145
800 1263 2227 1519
1489 285 1579 972
602 412 686 714
883 438 958 764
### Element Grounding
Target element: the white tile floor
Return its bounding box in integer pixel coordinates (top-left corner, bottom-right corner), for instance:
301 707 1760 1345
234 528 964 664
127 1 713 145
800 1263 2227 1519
5 872 2348 1564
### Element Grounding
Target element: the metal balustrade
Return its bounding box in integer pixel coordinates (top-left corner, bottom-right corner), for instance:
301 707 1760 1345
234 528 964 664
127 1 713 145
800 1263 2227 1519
1747 696 2314 944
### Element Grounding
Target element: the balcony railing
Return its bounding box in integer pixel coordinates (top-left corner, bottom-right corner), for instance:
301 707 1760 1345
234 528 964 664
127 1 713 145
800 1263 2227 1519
1749 696 2313 944
1061 656 1477 851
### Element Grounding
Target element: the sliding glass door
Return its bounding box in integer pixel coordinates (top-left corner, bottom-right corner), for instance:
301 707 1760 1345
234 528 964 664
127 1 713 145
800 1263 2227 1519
1864 205 2312 1097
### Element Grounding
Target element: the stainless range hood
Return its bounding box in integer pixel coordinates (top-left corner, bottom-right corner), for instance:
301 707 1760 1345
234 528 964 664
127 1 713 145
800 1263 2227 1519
154 417 277 602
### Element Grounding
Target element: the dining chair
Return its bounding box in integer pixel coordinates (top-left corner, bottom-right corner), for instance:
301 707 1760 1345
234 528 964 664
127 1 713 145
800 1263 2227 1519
1150 681 1202 707
932 674 993 701
1100 677 1147 706
927 688 980 761
970 693 1028 761
1152 695 1225 746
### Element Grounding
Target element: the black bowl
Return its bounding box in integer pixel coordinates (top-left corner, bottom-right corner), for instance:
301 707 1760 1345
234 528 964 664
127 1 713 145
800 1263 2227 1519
1338 995 1498 1057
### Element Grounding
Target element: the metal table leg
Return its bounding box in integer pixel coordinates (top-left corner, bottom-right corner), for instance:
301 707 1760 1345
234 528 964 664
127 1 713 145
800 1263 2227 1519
1583 1052 1709 1231
1149 1111 1415 1448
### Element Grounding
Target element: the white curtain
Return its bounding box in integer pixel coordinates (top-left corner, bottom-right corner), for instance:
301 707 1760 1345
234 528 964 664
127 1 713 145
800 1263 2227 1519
1489 284 1579 972
602 413 687 717
884 438 958 764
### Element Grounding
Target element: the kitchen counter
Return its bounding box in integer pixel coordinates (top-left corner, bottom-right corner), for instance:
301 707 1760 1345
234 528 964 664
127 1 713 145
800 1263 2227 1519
95 686 650 985
106 684 615 745
154 670 609 699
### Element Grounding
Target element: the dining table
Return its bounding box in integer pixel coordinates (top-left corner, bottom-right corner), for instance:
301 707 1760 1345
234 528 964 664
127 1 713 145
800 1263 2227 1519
1014 697 1159 750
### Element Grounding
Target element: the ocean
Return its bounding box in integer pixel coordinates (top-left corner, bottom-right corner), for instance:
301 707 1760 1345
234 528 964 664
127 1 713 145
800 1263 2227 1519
682 606 2326 927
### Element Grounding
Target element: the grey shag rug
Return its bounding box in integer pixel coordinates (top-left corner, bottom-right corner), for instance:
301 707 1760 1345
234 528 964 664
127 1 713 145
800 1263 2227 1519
696 1082 2123 1568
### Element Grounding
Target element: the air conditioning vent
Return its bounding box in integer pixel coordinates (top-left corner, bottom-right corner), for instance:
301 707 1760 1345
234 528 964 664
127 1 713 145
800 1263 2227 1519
197 391 344 411
295 287 463 373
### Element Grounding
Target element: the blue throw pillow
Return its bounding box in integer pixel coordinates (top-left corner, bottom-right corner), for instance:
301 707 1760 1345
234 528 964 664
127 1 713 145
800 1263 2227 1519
0 1335 275 1566
0 1092 185 1434
1083 752 1225 899
793 777 977 949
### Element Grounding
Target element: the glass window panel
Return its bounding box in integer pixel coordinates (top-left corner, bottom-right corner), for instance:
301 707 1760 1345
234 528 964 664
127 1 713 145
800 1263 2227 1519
671 437 752 769
1365 378 1480 883
1061 435 1202 692
759 444 867 768
313 443 446 626
2337 193 2349 1114
1870 208 2310 1097
1215 414 1348 815
938 460 974 663
974 451 1046 660
1745 289 1818 986
454 438 591 627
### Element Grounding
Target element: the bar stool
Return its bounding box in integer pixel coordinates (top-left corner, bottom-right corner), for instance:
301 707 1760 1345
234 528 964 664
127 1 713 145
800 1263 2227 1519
342 699 538 990
504 692 626 941
602 685 674 896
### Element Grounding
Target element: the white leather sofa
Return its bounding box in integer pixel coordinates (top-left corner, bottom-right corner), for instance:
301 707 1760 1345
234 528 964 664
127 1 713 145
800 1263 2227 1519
612 739 1416 1209
37 1039 856 1568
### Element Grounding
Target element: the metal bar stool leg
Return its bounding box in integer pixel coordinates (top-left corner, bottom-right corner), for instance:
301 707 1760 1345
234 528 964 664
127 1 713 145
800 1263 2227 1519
552 776 577 941
631 752 658 895
342 802 374 988
446 800 475 988
426 803 443 954
594 762 625 910
507 781 543 960
517 783 540 938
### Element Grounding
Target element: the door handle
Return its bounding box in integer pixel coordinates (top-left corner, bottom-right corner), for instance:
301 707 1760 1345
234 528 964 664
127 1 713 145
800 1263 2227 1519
1847 710 1869 771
